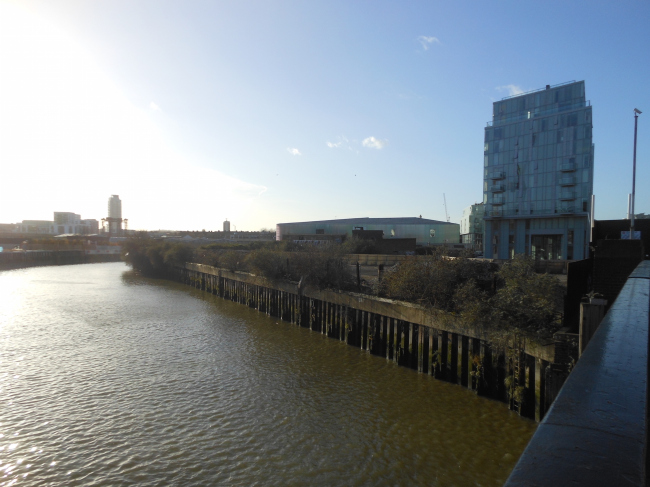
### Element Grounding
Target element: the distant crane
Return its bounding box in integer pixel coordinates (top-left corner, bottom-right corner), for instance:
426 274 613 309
443 194 450 222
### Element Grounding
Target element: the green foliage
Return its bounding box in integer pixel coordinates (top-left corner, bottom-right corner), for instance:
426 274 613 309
377 253 562 341
219 250 246 272
377 254 497 311
123 237 354 290
122 238 194 278
284 245 355 290
246 249 287 279
489 255 563 337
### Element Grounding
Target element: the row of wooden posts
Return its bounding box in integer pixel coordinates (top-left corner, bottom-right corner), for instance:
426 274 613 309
180 265 564 421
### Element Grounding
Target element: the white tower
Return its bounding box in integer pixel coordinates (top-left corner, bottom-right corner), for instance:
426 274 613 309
107 195 123 234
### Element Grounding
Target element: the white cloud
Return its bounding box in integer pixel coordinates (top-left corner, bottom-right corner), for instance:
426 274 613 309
326 136 349 149
418 36 440 50
496 84 525 97
362 136 387 150
287 147 302 156
149 101 161 111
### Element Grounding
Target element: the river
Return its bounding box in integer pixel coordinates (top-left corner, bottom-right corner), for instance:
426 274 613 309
0 263 535 486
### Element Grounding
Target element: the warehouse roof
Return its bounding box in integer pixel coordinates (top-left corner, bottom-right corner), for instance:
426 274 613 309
277 217 455 225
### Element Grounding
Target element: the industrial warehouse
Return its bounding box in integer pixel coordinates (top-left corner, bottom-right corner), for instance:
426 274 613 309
275 217 461 252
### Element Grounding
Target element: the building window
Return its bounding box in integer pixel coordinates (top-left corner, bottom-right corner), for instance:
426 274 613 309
315 229 324 234
531 235 562 260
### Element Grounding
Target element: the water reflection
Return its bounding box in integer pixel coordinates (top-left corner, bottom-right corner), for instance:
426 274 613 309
0 263 535 486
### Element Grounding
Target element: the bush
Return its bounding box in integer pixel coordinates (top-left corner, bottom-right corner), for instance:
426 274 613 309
122 238 194 278
488 255 563 337
246 249 287 279
377 255 497 311
377 254 561 340
284 245 355 290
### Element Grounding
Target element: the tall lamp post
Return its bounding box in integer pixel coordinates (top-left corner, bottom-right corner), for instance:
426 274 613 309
631 108 642 239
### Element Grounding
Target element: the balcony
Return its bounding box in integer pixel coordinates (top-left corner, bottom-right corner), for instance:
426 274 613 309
560 162 576 172
490 208 503 217
560 191 576 201
559 176 576 186
492 196 505 206
558 206 575 214
488 171 506 180
490 184 505 193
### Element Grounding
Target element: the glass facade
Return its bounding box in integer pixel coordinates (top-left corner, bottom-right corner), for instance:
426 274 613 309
483 81 594 260
460 203 485 251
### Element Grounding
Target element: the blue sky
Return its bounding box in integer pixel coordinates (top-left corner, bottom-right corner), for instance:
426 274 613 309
1 0 648 231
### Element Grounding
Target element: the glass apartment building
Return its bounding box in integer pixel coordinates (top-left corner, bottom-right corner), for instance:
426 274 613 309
483 81 594 260
460 203 485 251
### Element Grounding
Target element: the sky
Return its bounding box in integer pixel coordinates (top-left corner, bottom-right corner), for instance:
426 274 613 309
1 0 649 231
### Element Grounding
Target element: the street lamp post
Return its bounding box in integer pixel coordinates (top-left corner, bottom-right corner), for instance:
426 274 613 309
631 108 642 239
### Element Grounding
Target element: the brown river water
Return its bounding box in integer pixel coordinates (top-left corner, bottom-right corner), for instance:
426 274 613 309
0 263 535 486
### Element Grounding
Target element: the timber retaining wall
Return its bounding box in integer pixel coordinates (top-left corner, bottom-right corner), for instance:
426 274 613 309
181 262 571 421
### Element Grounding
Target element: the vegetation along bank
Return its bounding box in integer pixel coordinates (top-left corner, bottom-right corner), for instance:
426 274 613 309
122 237 572 421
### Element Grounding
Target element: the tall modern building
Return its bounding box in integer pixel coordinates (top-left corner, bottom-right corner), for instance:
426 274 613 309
107 195 123 234
483 81 594 260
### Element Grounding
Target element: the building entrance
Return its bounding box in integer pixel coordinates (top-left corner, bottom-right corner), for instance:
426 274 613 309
531 235 562 260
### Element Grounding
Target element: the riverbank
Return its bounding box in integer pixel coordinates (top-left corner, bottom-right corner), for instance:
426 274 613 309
0 250 121 270
179 262 571 421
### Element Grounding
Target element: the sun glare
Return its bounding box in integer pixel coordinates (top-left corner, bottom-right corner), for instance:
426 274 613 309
0 2 265 230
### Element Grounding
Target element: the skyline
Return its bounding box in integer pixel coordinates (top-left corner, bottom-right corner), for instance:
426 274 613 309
1 1 649 231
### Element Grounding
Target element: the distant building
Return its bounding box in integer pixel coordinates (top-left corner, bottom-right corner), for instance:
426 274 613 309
17 213 98 235
483 81 594 260
276 217 460 247
229 231 275 242
0 223 17 233
82 219 100 234
106 195 123 234
460 203 485 251
17 220 55 234
223 219 231 232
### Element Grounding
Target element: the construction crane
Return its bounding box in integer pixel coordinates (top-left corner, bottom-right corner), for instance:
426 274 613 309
443 194 450 222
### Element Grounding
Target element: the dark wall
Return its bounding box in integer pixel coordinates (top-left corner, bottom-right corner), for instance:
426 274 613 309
377 238 417 254
592 219 650 258
564 258 593 329
592 239 644 308
352 230 384 240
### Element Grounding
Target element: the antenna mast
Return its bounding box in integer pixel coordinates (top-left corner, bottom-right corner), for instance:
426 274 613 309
443 194 450 222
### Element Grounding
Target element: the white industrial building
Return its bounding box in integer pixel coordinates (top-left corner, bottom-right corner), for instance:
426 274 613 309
276 217 460 247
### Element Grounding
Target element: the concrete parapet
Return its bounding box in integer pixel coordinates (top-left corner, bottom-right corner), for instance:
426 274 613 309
505 260 650 486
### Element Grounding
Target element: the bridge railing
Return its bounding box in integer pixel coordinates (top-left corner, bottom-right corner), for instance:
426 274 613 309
505 260 650 486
